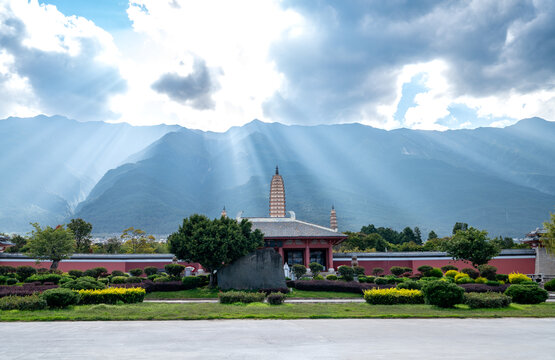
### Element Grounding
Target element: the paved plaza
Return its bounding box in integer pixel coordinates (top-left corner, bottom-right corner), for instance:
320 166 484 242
1 318 554 359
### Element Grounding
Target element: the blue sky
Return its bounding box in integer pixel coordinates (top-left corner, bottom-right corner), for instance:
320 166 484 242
1 0 554 131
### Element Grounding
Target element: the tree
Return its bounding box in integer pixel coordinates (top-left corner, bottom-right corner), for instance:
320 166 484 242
444 227 499 268
414 227 422 244
428 230 438 241
339 232 389 252
67 218 93 253
121 227 158 254
25 223 75 270
400 227 416 244
543 212 555 255
167 214 264 286
452 222 468 234
103 237 122 254
423 236 450 251
5 234 27 253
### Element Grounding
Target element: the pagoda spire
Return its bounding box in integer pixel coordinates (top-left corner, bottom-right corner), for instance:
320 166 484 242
330 205 338 231
221 206 227 218
269 166 285 217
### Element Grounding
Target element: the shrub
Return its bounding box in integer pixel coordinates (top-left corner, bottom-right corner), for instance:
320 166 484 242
338 266 355 281
144 267 158 276
313 274 324 280
0 294 47 311
111 270 125 277
357 275 368 283
0 276 9 285
111 276 128 284
486 280 501 286
164 264 185 278
25 274 62 284
182 276 203 289
37 268 49 274
464 292 511 308
98 278 109 285
353 266 366 277
78 287 146 304
83 267 108 279
147 274 159 281
218 291 265 304
267 292 286 305
197 275 210 286
68 270 83 278
6 278 17 285
16 266 37 281
427 268 443 278
154 276 172 283
308 262 324 277
374 277 388 285
365 276 375 284
384 275 400 284
461 268 479 279
372 267 384 276
505 284 548 304
300 277 312 281
441 265 458 272
292 264 307 279
292 280 374 294
396 280 422 290
444 270 459 278
364 288 424 305
475 277 487 284
129 268 143 277
389 266 406 277
458 283 509 293
421 280 465 308
455 276 474 284
125 276 143 283
41 288 80 308
139 281 183 293
417 265 433 275
508 272 532 284
61 278 105 290
0 265 16 275
478 264 497 280
325 274 338 281
544 279 555 291
496 274 509 282
454 273 470 281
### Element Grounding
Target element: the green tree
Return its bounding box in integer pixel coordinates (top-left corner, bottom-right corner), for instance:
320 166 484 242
338 232 390 252
444 227 499 268
452 222 468 234
121 227 158 254
414 227 422 244
67 218 93 253
25 223 75 270
5 234 27 253
423 236 450 251
543 212 555 255
428 230 438 241
167 214 264 286
400 227 416 244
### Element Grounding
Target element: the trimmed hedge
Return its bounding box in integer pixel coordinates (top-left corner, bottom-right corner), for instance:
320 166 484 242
396 280 422 290
16 266 37 281
78 287 146 304
111 270 125 277
218 291 265 304
508 272 532 284
125 276 143 283
374 277 388 285
364 288 424 305
461 268 479 279
458 283 509 293
441 265 458 272
129 268 143 277
544 278 555 291
41 288 80 308
338 266 355 281
267 292 286 305
165 264 185 278
68 270 83 278
0 294 47 311
505 284 548 304
496 274 509 282
478 264 497 281
144 267 158 276
25 274 62 284
111 276 128 284
83 267 108 279
421 281 464 308
0 265 16 275
182 276 204 289
0 284 58 298
325 274 338 281
61 278 105 290
463 292 511 308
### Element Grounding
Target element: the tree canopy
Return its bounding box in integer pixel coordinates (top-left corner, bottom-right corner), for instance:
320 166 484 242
167 214 264 286
67 218 92 253
444 227 499 267
25 223 75 269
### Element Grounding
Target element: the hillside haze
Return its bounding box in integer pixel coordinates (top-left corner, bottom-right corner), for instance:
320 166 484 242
70 117 555 237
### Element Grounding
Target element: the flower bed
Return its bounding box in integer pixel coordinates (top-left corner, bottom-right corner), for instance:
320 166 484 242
364 288 424 305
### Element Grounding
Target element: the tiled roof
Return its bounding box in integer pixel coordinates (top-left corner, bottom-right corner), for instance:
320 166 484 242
246 217 346 238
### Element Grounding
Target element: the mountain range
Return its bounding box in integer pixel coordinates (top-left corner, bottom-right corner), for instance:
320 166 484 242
2 115 554 237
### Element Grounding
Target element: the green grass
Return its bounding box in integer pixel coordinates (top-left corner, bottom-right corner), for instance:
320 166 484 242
1 302 554 321
144 288 362 300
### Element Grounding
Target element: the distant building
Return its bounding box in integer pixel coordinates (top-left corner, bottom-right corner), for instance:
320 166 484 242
0 235 14 253
521 227 547 248
237 167 346 270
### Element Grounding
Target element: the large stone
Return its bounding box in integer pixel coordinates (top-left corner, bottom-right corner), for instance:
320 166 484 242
217 248 287 290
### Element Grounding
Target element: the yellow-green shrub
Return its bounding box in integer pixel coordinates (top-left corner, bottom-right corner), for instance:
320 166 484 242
363 288 424 305
444 270 459 278
78 287 145 304
508 272 532 284
474 277 487 284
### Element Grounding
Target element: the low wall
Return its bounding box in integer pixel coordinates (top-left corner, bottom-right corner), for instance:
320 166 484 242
332 249 536 274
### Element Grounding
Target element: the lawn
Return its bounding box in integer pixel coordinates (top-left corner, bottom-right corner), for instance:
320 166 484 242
144 288 362 300
1 302 554 321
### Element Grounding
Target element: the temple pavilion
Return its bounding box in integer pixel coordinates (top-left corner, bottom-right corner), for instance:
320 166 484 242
231 167 346 271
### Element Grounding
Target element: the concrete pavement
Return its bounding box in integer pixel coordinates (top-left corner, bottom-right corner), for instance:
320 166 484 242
1 318 554 359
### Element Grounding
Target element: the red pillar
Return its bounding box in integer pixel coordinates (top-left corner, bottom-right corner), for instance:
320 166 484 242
304 241 310 267
327 246 334 271
278 247 284 263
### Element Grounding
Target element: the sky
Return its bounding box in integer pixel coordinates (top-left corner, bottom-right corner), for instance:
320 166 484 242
0 0 554 132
